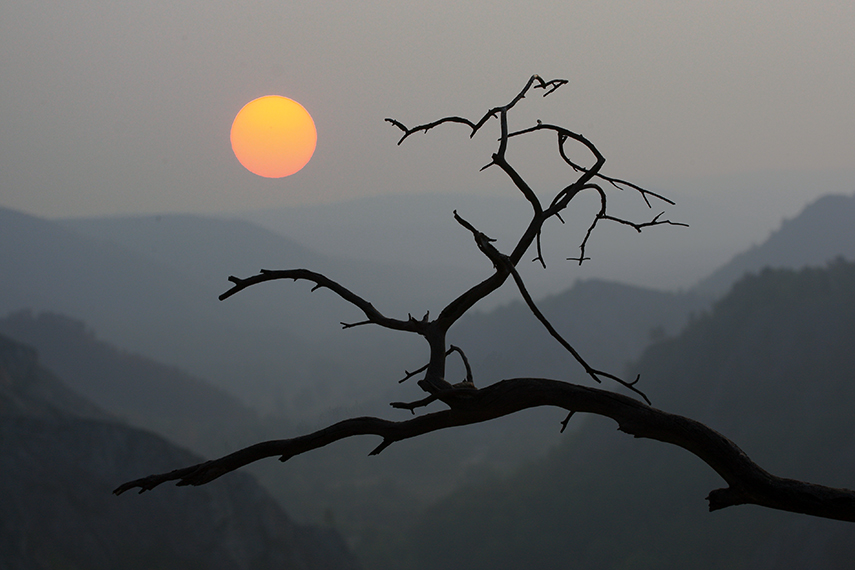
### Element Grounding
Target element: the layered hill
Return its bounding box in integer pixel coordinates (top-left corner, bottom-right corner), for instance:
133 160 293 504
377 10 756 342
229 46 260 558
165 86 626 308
0 332 360 570
59 212 476 322
5 189 855 568
0 310 265 457
0 206 430 417
3 190 854 418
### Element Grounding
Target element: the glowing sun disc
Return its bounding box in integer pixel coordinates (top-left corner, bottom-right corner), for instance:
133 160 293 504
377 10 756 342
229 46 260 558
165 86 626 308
230 95 317 178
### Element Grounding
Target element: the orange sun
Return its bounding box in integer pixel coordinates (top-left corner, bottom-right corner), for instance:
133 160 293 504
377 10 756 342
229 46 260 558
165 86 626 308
230 95 317 178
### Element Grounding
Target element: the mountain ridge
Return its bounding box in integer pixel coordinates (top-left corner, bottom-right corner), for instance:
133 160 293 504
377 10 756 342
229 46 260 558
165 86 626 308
0 310 267 456
0 205 423 417
693 192 855 296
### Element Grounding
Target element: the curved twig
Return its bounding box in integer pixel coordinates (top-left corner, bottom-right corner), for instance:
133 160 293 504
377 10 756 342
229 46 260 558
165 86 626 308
219 268 425 334
568 187 687 265
449 344 474 385
399 345 473 385
549 129 675 208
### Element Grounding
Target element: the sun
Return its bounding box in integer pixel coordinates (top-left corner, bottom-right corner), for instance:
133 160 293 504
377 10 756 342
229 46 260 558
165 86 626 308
230 95 317 178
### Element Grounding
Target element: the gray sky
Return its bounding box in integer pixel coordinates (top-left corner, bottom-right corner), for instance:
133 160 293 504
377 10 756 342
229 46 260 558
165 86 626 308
2 0 853 225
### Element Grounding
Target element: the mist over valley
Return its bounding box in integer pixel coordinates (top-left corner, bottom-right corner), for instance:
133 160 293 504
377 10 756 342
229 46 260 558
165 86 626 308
3 189 855 567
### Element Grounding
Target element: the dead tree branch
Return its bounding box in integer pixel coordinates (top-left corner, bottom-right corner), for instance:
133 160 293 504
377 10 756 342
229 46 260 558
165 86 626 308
113 75 855 525
114 377 855 522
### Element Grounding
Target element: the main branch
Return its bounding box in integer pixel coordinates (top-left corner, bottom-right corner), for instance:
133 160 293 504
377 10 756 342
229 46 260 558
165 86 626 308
114 377 855 522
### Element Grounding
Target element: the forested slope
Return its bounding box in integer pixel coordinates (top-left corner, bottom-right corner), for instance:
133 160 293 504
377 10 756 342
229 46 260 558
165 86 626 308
404 259 855 570
0 333 360 570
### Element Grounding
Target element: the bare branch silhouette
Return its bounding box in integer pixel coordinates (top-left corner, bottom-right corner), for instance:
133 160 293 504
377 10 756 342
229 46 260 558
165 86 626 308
115 75 855 523
114 378 855 522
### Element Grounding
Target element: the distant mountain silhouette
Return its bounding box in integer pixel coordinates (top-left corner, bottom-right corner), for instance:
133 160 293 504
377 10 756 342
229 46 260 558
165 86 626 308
0 206 433 417
5 190 855 569
6 190 852 417
60 211 479 322
0 332 360 570
694 193 855 296
0 206 324 415
238 190 753 295
0 206 219 337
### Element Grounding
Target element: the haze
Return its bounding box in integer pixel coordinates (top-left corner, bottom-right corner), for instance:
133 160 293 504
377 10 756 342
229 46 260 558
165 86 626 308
2 1 853 232
4 4 855 566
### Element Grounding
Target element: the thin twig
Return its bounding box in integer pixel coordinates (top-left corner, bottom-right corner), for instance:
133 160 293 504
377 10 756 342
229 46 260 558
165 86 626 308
504 257 651 404
219 269 426 334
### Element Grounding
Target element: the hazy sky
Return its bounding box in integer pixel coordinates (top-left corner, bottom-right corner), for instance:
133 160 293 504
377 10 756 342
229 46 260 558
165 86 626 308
2 0 853 223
